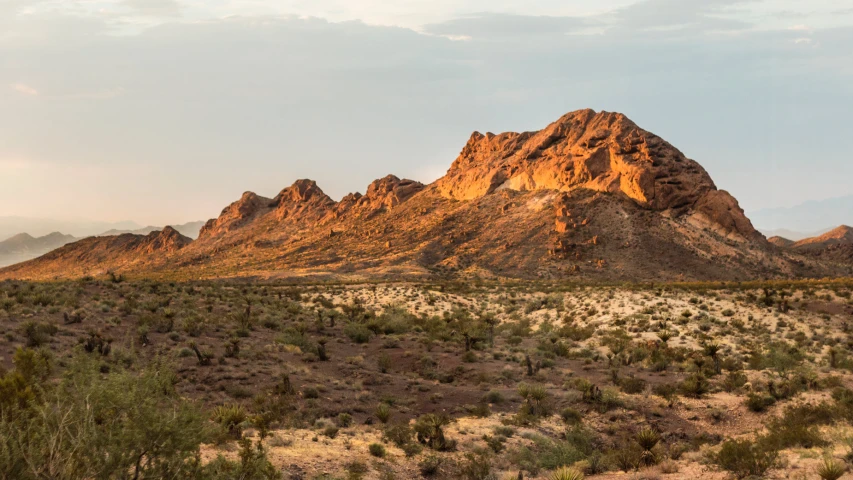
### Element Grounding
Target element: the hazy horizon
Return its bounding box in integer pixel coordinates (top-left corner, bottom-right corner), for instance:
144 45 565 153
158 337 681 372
2 0 852 226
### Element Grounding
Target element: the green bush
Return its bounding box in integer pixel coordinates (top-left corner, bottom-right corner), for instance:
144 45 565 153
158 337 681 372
713 438 778 479
368 443 386 457
745 393 776 413
679 373 710 398
344 323 372 344
0 352 214 480
419 454 442 476
19 321 57 347
460 451 492 480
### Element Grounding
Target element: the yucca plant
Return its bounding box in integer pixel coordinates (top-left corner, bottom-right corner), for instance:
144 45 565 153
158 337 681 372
518 383 551 417
636 427 661 466
211 403 248 438
375 403 392 423
817 456 847 480
636 427 661 451
548 466 584 480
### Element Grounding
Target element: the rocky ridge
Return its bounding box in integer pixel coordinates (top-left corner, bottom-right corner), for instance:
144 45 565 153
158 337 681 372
3 109 849 281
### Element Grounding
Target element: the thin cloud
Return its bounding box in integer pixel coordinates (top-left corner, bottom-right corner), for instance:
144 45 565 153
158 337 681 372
423 13 586 39
11 83 38 96
121 0 181 17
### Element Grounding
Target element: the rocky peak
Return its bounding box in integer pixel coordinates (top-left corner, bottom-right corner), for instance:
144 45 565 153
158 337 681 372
361 175 424 209
437 109 760 240
273 179 332 204
137 227 192 254
199 191 272 239
271 179 336 222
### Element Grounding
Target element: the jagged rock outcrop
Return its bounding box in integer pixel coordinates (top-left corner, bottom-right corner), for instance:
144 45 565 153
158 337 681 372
271 179 336 222
437 109 760 240
335 175 425 219
136 226 192 254
199 192 272 239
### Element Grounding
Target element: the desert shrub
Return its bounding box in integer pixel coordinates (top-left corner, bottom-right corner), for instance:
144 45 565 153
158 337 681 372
19 321 57 347
275 327 315 354
369 306 415 335
0 348 52 414
0 353 212 480
510 429 594 474
344 460 369 480
202 437 281 480
368 443 386 457
336 413 353 428
763 410 828 450
618 376 647 394
344 323 372 344
745 393 776 413
322 425 339 438
679 373 710 398
302 387 319 399
377 353 392 373
560 407 583 426
747 342 804 376
609 443 641 472
460 451 492 480
713 437 779 479
383 423 414 447
721 371 748 392
482 390 505 404
419 455 443 476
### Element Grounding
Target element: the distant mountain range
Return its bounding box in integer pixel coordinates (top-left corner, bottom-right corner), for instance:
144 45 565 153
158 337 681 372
0 221 204 268
0 232 78 268
3 109 851 282
750 195 853 235
758 227 833 242
0 217 142 241
97 221 205 239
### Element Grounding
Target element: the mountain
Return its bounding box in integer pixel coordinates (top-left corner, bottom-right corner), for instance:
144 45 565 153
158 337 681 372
750 196 853 233
0 227 192 278
783 226 853 265
0 232 78 268
793 225 853 249
99 221 205 239
767 236 794 248
0 217 142 241
2 109 850 281
759 227 833 242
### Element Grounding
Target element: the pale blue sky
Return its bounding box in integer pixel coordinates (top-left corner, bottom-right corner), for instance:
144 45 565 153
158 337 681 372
1 0 852 225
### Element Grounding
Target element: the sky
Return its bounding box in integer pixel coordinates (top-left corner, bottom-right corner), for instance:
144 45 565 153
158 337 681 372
1 0 852 226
